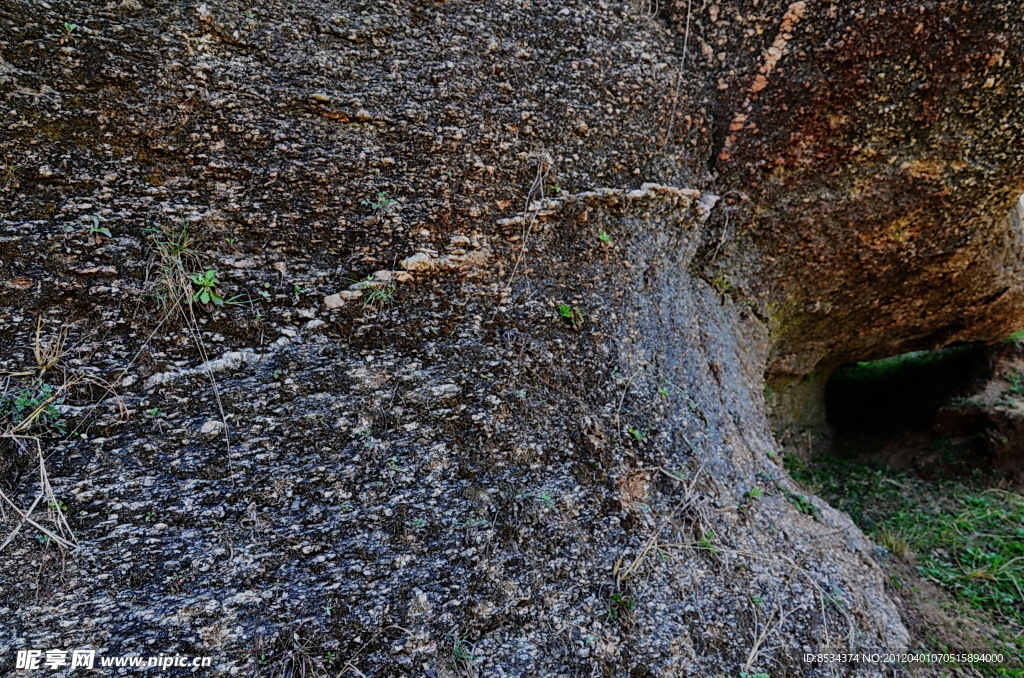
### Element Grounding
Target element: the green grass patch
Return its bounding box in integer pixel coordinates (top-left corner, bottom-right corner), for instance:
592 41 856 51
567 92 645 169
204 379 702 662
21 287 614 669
1003 329 1024 345
0 379 66 434
799 459 1023 667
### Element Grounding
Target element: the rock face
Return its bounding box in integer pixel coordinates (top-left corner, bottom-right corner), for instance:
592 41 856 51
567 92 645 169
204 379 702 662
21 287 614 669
677 0 1024 379
2 0 1021 675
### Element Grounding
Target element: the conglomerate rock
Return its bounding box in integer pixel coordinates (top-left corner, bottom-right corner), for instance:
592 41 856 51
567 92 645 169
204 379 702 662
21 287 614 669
2 0 1021 675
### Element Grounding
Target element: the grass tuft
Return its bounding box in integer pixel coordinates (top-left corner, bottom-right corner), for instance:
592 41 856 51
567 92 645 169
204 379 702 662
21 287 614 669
803 458 1024 667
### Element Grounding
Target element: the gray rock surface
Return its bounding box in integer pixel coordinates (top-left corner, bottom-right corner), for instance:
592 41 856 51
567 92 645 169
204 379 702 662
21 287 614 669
8 0 1021 676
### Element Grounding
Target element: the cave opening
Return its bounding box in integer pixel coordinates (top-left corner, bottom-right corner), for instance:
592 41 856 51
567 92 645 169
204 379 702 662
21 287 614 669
824 345 989 439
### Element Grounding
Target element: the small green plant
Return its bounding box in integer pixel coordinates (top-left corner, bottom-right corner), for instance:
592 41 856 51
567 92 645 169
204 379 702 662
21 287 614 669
189 270 225 306
597 229 612 245
784 490 818 518
406 517 427 529
361 279 397 309
557 304 583 328
86 216 111 244
59 22 78 45
627 426 648 443
711 273 733 294
783 452 811 483
1005 370 1024 397
145 218 204 313
1 380 65 434
446 635 477 672
746 487 762 500
361 190 398 214
188 270 246 307
533 493 555 508
146 220 193 258
355 427 375 449
146 407 164 418
607 592 636 621
548 183 562 195
696 529 720 555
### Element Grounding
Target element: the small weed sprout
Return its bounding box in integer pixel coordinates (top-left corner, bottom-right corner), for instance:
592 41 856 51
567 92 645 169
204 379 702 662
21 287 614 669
627 426 648 443
33 318 68 376
533 493 555 508
1005 370 1024 397
597 229 612 244
186 269 248 308
59 22 78 44
0 380 66 435
343 276 397 309
361 190 398 214
189 270 227 306
784 490 818 518
145 218 198 313
446 634 478 674
453 517 488 529
145 220 254 312
711 273 734 294
557 304 583 328
607 592 636 621
86 216 111 244
356 427 375 449
361 279 397 309
696 529 720 555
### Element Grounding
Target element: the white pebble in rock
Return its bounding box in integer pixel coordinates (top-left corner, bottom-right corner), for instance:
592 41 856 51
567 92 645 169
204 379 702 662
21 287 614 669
200 420 225 436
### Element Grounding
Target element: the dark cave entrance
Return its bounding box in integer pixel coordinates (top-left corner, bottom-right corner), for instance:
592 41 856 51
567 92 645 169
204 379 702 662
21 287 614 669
818 344 1012 478
824 345 988 438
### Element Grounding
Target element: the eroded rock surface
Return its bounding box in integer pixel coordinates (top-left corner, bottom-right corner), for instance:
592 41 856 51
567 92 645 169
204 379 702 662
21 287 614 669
4 0 1022 676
